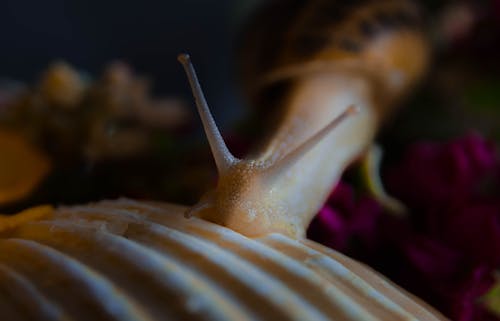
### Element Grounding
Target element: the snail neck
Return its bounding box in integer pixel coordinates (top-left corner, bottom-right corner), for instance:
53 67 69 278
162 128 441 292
180 55 378 239
257 72 377 163
255 72 379 236
201 72 378 238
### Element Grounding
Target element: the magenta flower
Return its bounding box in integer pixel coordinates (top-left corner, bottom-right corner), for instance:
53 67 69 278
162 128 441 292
442 203 500 266
386 133 500 266
386 133 498 208
399 236 496 321
307 182 382 253
308 133 500 321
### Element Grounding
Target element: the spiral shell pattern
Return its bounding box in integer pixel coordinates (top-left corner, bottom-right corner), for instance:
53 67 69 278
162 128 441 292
0 198 447 321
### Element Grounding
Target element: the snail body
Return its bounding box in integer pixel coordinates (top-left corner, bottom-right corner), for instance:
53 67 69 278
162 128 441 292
240 0 430 108
193 0 430 237
0 1 445 320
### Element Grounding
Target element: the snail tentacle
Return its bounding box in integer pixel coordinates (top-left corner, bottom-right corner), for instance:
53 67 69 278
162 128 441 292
362 144 407 215
264 105 359 181
185 191 216 219
178 54 238 174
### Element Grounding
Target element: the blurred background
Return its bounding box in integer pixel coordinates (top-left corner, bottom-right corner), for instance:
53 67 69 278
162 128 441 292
0 0 261 210
0 0 498 208
0 1 499 320
0 0 498 207
0 0 257 121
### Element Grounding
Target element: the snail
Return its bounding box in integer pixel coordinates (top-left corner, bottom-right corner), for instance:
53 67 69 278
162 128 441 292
0 0 446 320
191 0 430 237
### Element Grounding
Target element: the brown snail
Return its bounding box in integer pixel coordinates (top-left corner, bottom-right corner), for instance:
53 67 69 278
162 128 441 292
191 0 430 237
0 1 447 320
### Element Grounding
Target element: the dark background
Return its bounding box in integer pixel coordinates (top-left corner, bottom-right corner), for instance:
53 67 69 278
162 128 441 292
1 0 499 206
0 0 262 123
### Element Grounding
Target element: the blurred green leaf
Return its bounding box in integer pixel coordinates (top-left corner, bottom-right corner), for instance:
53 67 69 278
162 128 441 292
483 276 500 317
463 80 500 112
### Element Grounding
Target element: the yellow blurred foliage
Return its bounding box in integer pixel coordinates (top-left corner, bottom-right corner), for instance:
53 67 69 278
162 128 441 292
0 129 51 204
0 204 53 233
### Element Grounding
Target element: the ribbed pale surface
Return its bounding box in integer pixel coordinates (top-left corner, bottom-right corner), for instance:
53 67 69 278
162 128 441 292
0 198 448 321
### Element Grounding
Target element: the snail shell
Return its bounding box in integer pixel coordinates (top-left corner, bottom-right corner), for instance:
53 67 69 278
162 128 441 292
0 199 447 320
239 0 430 117
0 54 448 321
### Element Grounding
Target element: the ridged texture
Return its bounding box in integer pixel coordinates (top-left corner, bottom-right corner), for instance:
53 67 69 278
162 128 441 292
0 198 447 321
238 0 423 104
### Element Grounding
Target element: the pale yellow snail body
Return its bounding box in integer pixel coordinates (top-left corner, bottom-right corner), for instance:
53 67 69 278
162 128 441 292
0 1 448 320
195 0 430 237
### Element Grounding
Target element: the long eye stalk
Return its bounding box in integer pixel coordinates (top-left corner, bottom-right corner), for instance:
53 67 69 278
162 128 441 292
178 54 237 174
